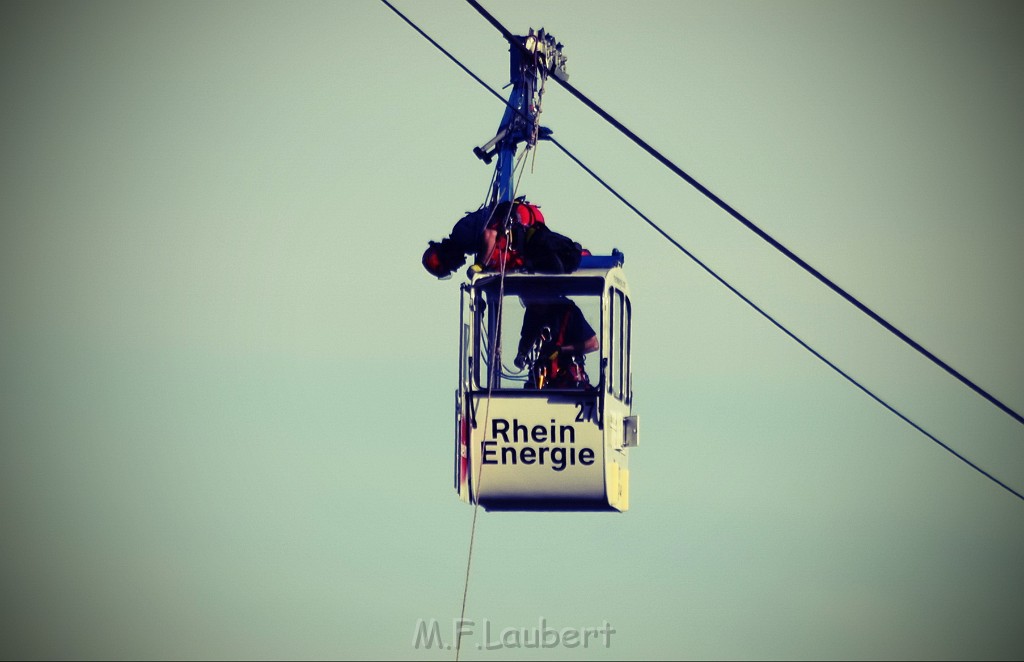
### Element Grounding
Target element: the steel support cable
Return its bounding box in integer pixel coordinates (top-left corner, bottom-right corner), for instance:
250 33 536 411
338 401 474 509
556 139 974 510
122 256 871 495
379 1 1022 518
547 137 1024 503
462 0 1023 428
380 0 513 110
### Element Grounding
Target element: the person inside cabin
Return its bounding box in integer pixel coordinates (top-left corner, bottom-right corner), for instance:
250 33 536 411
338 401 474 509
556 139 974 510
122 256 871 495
421 199 587 279
514 294 599 390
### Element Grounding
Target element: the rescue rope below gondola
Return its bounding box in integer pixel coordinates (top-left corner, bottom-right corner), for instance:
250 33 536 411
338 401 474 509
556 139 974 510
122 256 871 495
455 146 533 662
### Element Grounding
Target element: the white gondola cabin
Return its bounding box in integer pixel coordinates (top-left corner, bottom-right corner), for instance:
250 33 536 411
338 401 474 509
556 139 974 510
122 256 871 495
455 252 639 511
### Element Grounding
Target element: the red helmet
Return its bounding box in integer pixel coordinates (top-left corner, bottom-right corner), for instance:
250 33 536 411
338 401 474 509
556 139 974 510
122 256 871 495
422 242 450 278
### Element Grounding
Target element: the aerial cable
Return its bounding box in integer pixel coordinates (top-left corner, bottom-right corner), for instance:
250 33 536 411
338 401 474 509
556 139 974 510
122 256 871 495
378 0 1024 503
547 137 1024 503
379 0 512 109
462 0 1023 428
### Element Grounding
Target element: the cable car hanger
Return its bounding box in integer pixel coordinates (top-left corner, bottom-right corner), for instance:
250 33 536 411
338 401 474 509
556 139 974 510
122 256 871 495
472 27 564 206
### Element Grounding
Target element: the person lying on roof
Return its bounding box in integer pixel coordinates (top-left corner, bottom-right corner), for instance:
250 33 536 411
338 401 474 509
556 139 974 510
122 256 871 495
421 198 587 279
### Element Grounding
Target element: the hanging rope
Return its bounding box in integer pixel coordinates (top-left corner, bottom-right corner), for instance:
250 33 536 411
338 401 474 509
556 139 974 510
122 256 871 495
455 149 533 661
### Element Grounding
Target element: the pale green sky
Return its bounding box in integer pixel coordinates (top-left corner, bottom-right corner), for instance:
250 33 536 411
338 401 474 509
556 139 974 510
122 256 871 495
2 1 1023 659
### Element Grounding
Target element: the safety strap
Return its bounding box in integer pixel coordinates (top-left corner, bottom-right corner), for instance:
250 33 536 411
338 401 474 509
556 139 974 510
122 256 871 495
552 307 572 374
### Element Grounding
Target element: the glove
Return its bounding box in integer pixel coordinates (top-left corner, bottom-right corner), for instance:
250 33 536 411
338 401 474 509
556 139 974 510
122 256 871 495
514 353 527 370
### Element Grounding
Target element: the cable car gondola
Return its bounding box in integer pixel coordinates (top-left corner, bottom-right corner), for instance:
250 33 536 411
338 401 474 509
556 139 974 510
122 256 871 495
455 252 638 511
432 27 639 511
